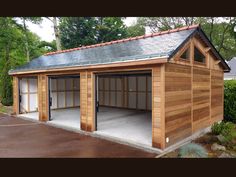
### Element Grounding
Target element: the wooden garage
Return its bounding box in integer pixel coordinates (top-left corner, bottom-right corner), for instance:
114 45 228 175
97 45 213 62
9 24 230 150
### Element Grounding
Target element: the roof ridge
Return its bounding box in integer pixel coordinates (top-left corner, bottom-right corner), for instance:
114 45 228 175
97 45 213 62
45 24 199 56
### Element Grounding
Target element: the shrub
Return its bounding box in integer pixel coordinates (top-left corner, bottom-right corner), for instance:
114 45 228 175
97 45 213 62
224 80 236 123
211 122 223 135
178 143 208 158
211 122 235 135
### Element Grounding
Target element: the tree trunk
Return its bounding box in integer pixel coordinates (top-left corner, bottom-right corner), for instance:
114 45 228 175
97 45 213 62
53 17 62 51
23 18 30 62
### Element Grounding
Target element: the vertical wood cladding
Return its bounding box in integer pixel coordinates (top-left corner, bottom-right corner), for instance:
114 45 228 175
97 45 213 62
80 71 95 132
165 63 192 147
12 76 19 115
38 74 49 121
152 65 165 149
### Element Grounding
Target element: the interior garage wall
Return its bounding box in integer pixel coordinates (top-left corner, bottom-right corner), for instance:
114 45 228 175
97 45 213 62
50 77 80 109
98 75 151 111
19 77 38 113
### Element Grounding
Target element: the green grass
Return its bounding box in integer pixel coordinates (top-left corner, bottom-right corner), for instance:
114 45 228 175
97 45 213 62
0 106 7 113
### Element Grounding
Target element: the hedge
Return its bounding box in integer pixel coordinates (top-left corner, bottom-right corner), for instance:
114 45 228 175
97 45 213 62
224 80 236 123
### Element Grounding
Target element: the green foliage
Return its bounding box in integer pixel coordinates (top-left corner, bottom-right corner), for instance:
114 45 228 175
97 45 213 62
211 122 224 135
211 122 235 135
178 143 208 158
59 17 145 49
0 17 47 106
126 21 145 37
224 80 236 123
59 17 98 49
211 121 236 146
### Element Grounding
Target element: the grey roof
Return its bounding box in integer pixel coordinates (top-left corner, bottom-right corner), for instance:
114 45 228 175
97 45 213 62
9 26 230 74
9 28 196 74
224 58 236 77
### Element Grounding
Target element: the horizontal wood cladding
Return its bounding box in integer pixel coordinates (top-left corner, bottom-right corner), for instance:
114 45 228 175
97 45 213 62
165 63 192 147
80 71 95 132
211 70 224 123
192 67 210 132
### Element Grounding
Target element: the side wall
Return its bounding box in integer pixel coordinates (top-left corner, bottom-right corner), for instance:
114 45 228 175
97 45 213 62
164 35 225 147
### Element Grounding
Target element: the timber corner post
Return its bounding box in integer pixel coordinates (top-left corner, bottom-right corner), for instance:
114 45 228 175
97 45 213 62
152 64 166 149
80 70 96 132
12 76 20 115
38 74 49 122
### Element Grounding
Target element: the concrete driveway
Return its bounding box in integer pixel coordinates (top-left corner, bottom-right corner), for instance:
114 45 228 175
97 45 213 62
0 113 157 158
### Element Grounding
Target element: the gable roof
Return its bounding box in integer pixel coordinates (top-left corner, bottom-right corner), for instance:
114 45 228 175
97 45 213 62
224 57 235 78
9 24 230 75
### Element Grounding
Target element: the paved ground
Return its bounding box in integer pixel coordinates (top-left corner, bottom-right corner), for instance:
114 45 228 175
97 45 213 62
0 113 157 158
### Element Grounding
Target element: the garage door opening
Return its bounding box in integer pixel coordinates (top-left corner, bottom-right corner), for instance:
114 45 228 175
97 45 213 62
48 75 80 130
18 77 39 120
95 71 152 146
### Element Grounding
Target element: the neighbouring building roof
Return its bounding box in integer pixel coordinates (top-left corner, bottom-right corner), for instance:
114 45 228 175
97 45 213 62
224 57 236 79
9 24 230 74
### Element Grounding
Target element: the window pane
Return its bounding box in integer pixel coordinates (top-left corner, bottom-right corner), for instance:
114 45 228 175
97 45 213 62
180 48 190 60
194 47 205 63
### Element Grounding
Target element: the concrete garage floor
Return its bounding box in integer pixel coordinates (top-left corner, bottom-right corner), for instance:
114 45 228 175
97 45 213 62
0 113 156 157
96 107 152 147
19 112 39 121
48 108 80 130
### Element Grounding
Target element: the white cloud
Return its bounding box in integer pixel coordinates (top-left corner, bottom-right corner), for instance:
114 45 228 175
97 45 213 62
27 17 55 42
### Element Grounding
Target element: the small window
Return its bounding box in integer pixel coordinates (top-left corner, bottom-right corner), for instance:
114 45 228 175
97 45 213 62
180 48 190 60
194 47 205 63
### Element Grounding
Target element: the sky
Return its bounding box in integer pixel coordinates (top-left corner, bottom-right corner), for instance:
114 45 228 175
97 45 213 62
26 17 138 42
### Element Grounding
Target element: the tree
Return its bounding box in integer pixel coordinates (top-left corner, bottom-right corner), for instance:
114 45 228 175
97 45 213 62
96 17 128 43
59 17 97 49
59 17 131 49
0 18 24 105
46 17 62 51
126 19 145 37
17 17 42 61
0 17 48 106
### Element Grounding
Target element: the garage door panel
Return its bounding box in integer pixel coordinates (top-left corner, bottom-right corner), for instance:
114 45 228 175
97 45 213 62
116 78 122 91
58 79 65 91
128 92 136 109
20 79 28 93
104 91 109 106
128 76 136 91
117 92 122 107
29 93 38 111
138 93 146 110
58 92 65 108
110 91 116 106
52 92 57 109
29 79 37 92
66 91 73 107
74 78 80 90
147 93 152 110
66 78 73 90
110 78 116 90
138 76 146 91
74 91 80 106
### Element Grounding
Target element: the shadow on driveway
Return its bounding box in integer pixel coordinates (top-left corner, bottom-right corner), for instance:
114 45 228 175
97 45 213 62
0 113 157 158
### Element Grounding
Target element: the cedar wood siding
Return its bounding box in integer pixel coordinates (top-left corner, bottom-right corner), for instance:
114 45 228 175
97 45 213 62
164 36 224 147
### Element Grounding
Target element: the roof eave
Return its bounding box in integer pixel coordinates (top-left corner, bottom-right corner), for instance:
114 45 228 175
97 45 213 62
9 57 168 76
